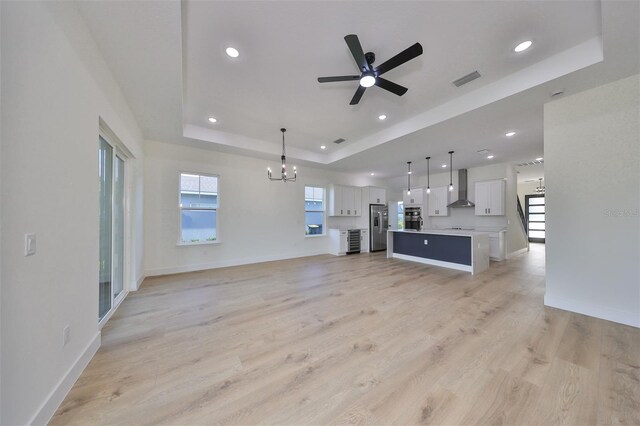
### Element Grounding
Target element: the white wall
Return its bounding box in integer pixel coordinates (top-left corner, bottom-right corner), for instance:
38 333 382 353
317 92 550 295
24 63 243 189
1 2 145 424
544 74 640 328
144 140 383 276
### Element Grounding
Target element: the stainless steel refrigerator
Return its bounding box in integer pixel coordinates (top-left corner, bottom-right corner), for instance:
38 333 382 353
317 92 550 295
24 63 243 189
369 204 389 252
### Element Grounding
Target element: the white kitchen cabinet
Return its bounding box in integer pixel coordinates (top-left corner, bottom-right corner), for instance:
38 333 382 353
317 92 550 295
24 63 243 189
360 229 369 253
368 187 386 205
328 229 349 255
427 186 449 216
403 187 423 206
475 180 505 216
488 231 506 260
329 184 362 216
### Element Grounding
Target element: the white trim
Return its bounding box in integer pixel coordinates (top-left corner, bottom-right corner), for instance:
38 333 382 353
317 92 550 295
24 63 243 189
304 234 327 238
98 290 128 330
145 249 329 277
507 247 529 259
392 253 473 273
544 294 640 328
135 274 145 291
29 333 101 426
176 240 221 247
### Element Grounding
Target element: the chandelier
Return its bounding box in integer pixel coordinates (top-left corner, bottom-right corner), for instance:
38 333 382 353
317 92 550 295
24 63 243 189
536 178 545 194
267 128 297 182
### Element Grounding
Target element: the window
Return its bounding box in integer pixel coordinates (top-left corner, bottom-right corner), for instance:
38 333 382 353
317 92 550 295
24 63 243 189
397 201 404 229
180 173 218 243
305 186 325 235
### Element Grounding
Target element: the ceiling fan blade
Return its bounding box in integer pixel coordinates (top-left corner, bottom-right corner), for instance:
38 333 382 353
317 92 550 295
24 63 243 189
344 34 370 73
375 77 408 96
374 42 423 76
317 75 360 83
349 85 366 105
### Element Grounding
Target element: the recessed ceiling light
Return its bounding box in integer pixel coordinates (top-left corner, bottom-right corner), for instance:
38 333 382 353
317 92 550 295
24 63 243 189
505 131 516 137
441 164 447 168
378 114 387 121
536 157 543 161
487 155 495 159
320 145 326 150
208 117 217 123
514 40 532 53
225 47 239 58
370 172 375 176
360 75 376 88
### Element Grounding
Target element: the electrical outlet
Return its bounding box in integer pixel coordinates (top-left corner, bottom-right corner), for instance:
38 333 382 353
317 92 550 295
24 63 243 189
63 325 70 347
424 239 428 245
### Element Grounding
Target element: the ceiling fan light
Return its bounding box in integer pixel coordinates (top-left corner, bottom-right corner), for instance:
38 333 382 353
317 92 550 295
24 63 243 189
360 75 376 88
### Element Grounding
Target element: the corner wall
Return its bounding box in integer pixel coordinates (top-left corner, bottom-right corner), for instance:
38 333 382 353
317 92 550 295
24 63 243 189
1 2 145 424
144 140 383 276
544 74 640 327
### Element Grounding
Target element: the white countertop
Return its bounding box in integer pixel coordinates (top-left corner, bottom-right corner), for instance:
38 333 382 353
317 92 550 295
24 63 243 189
389 228 490 237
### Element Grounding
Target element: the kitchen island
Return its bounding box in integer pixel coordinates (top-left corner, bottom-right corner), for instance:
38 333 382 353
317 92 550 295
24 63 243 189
387 229 490 275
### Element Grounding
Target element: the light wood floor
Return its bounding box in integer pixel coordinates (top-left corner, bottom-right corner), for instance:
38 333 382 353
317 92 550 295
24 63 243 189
52 244 639 425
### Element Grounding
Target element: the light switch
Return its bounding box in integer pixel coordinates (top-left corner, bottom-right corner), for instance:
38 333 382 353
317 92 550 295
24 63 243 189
424 239 428 245
25 233 36 256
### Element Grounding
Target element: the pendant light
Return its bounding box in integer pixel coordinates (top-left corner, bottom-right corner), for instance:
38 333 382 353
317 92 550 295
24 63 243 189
267 128 297 182
407 161 412 195
425 156 431 194
448 151 454 192
536 177 545 194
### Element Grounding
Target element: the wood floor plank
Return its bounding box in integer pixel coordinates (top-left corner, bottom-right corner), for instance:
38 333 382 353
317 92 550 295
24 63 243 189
51 244 639 425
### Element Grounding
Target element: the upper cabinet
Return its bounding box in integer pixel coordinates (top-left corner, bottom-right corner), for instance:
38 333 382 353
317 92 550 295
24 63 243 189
403 187 423 206
370 187 386 205
362 186 387 205
329 184 362 216
427 186 449 216
475 180 505 216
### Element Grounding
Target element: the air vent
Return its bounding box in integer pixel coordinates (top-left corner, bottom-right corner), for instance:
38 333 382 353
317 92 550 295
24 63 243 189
476 149 490 155
517 159 544 167
333 138 346 144
453 70 481 87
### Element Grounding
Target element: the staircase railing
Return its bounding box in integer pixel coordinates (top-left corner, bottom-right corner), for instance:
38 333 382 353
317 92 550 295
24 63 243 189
517 196 527 235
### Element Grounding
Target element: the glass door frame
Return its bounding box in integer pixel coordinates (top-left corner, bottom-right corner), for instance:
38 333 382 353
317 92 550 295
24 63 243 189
98 132 130 328
525 194 546 243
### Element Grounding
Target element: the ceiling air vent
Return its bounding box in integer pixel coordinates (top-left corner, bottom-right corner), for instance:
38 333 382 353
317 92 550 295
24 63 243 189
453 70 481 87
517 159 545 167
333 138 346 144
476 149 490 156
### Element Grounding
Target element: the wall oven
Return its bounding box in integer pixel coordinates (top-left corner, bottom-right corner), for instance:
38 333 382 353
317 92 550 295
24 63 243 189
404 207 423 231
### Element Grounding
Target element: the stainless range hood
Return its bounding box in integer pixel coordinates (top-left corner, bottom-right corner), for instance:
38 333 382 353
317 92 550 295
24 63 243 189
447 169 475 208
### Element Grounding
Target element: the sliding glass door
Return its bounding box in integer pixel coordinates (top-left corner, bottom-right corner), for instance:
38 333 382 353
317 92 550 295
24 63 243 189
98 136 125 322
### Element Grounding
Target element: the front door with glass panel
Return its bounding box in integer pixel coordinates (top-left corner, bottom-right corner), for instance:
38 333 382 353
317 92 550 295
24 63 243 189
99 136 125 322
525 194 545 243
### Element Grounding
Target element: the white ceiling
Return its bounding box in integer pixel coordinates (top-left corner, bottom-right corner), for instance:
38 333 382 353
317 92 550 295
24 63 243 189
76 0 639 178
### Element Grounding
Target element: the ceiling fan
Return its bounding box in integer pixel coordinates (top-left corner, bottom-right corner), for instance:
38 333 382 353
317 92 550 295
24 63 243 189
317 34 423 105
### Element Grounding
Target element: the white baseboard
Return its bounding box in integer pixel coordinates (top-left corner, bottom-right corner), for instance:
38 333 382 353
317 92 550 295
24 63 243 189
29 332 101 425
135 274 145 290
507 247 529 259
145 249 329 277
392 253 473 273
544 294 640 328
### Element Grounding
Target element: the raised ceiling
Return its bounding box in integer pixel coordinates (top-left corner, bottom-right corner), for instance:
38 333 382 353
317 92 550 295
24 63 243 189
76 1 639 178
